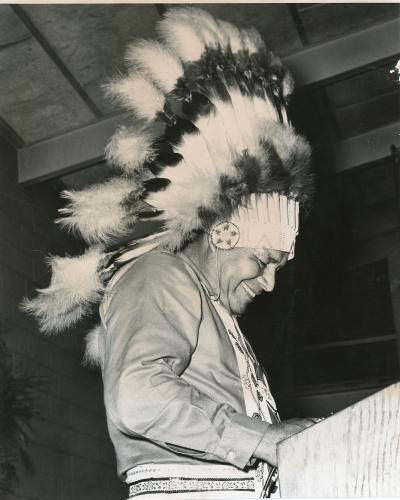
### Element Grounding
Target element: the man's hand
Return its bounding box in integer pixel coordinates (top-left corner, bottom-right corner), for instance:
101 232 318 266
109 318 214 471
253 418 317 466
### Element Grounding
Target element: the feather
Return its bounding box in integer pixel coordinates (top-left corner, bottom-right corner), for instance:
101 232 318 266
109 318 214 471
157 12 205 62
105 126 156 174
125 40 183 94
193 106 237 178
82 325 104 367
241 28 266 54
177 7 226 49
56 178 136 244
143 177 171 192
21 249 105 334
251 94 280 127
218 20 243 53
282 69 295 98
165 116 198 145
182 92 213 122
207 96 247 154
254 120 313 201
147 132 221 243
105 74 165 122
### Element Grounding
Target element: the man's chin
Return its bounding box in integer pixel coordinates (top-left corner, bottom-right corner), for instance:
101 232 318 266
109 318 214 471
230 299 251 316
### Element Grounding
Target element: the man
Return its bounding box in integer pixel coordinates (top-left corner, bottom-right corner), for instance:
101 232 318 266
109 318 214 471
24 7 315 498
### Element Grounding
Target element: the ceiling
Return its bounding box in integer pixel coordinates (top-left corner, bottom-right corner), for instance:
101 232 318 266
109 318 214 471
0 3 399 191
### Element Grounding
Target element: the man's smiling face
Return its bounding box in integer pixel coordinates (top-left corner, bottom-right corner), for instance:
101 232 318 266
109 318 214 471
218 247 289 315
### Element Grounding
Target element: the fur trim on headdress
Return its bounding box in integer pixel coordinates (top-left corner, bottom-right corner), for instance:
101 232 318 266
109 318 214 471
82 324 104 367
21 249 106 333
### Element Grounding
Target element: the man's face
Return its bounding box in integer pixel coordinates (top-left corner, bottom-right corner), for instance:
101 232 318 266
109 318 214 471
219 247 289 315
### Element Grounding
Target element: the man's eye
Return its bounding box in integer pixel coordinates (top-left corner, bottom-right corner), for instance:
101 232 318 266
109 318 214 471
254 256 265 269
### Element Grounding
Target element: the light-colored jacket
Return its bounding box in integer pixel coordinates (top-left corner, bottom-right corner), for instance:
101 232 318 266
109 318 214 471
99 250 268 479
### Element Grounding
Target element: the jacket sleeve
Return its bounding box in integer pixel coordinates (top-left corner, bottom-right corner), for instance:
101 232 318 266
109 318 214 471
101 252 268 469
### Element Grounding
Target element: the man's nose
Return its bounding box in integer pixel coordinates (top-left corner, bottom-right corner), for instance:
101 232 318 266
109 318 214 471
257 264 276 292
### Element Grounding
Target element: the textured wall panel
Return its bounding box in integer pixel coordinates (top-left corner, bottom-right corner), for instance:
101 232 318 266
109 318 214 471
24 4 160 114
0 39 95 143
0 4 30 47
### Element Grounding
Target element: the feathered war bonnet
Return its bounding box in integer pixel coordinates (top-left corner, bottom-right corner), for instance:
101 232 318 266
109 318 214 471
22 7 313 362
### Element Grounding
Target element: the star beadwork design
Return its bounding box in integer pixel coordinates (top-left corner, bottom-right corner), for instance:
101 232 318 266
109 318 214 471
210 221 240 250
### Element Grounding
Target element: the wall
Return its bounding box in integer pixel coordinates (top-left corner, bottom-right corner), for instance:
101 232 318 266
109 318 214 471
0 135 125 500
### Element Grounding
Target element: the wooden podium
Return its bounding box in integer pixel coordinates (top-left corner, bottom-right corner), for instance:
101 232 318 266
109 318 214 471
277 382 400 497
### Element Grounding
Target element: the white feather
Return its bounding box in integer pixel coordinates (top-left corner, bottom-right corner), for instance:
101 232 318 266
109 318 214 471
177 7 222 49
147 132 221 239
192 10 229 49
241 28 266 54
105 74 165 122
125 40 183 94
83 324 104 367
56 178 135 244
21 249 105 334
260 121 311 166
251 94 280 125
106 126 156 174
207 96 246 153
226 89 263 154
194 108 237 177
282 70 295 98
218 20 243 53
157 13 205 62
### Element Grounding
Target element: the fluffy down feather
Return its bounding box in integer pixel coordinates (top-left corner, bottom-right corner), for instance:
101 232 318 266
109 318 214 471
57 178 136 244
256 119 313 201
178 7 227 49
240 28 266 54
157 12 205 62
105 126 156 174
282 70 295 98
105 74 165 122
125 41 183 94
218 20 243 53
264 120 310 164
21 249 105 334
83 324 104 367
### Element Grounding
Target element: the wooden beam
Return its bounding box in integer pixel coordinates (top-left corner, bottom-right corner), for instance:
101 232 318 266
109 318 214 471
17 115 128 185
283 18 400 86
19 117 400 185
333 121 400 173
0 116 25 149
